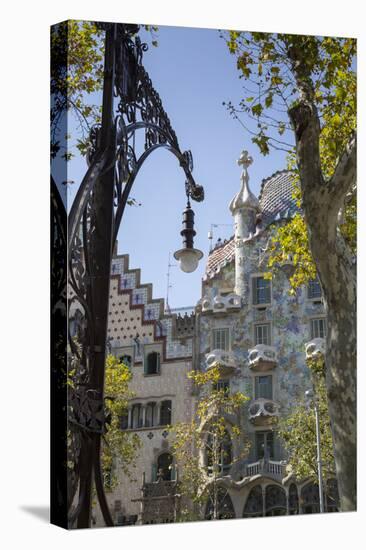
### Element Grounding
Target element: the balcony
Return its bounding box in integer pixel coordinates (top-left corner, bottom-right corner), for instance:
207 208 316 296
246 459 286 480
201 293 242 314
248 398 280 426
248 344 278 372
305 338 325 360
205 349 237 374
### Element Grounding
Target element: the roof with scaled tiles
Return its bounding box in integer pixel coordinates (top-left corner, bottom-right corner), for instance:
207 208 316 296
205 169 297 279
259 169 297 226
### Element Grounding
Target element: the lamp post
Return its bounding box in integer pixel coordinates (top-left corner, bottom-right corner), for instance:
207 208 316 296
305 389 325 513
62 22 205 528
174 198 203 273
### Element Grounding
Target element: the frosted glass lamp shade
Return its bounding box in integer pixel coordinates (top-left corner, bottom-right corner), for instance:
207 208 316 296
174 247 203 273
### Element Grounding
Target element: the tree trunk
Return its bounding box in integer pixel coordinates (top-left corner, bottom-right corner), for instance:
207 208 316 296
289 87 357 511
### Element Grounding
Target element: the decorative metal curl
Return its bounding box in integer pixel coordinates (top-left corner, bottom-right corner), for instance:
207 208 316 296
66 22 205 528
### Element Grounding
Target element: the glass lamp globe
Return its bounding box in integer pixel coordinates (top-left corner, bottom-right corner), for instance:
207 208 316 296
174 247 203 273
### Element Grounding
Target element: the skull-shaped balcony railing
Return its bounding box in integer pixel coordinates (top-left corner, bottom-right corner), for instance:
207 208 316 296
248 398 280 426
248 344 278 372
205 349 238 375
201 293 242 314
305 338 325 361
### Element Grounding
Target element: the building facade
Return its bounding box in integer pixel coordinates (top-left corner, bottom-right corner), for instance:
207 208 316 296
93 254 196 526
94 152 338 526
195 152 337 519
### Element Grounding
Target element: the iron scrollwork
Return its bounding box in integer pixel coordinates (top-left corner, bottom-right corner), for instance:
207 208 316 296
67 22 205 528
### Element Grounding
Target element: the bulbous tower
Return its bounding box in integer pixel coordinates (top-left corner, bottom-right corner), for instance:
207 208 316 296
229 150 260 299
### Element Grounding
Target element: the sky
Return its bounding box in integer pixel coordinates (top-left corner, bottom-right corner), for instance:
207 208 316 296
62 24 290 309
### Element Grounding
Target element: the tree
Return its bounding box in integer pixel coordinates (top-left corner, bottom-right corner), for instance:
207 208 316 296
170 366 249 521
223 31 356 511
100 355 141 490
51 20 104 160
51 21 159 161
278 356 335 485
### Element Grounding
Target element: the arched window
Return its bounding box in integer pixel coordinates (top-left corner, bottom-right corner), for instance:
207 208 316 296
145 351 160 375
289 483 299 515
301 483 320 514
243 485 263 518
145 402 156 427
265 485 287 516
157 452 173 481
205 487 235 520
160 400 172 425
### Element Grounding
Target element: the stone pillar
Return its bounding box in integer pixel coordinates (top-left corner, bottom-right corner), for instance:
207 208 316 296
156 402 162 426
128 406 132 429
142 404 147 427
262 485 266 517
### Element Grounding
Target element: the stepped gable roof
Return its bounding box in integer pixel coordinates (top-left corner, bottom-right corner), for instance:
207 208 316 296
259 169 298 226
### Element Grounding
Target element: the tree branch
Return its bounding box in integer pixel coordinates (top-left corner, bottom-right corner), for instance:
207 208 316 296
328 131 357 208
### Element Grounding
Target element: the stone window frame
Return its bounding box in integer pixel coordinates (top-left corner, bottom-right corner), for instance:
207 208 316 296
143 343 163 377
254 429 275 460
309 316 327 339
122 395 175 431
253 321 272 346
253 373 274 400
307 277 323 301
250 273 272 308
211 326 231 351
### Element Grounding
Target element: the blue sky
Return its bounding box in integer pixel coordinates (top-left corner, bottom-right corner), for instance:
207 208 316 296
64 24 290 308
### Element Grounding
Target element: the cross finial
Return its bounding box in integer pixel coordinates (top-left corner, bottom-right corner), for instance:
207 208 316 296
237 150 253 169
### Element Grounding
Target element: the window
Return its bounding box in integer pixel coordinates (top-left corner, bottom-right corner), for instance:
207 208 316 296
145 402 156 428
212 328 230 351
255 375 273 400
213 380 230 393
157 452 173 481
160 400 172 425
144 351 160 375
308 278 322 300
255 323 271 346
119 354 132 368
131 404 143 429
119 412 128 430
255 431 274 460
310 318 327 339
252 276 271 305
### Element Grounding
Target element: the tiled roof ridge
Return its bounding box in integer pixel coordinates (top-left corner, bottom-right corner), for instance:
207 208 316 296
208 234 235 256
258 168 294 202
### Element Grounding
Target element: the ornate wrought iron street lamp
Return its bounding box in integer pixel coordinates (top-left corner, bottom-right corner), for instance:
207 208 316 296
174 197 203 273
51 22 204 529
